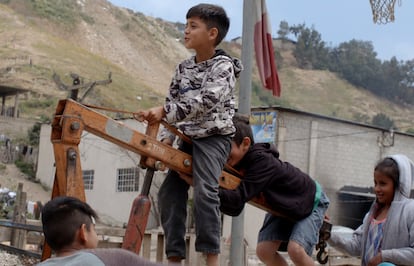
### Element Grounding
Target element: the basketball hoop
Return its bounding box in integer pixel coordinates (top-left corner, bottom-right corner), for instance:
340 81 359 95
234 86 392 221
369 0 401 24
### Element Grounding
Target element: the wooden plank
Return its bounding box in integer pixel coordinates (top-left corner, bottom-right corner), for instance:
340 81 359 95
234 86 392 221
11 184 26 249
142 233 151 260
97 241 122 248
26 232 44 245
329 257 361 266
0 243 41 259
182 234 199 265
95 226 126 236
156 233 164 262
0 226 11 242
0 220 43 232
0 219 43 245
185 236 190 266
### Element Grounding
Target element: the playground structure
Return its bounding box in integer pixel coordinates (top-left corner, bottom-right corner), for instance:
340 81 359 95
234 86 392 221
40 99 331 264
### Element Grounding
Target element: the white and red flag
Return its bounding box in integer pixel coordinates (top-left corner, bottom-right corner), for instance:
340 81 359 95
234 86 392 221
253 0 281 97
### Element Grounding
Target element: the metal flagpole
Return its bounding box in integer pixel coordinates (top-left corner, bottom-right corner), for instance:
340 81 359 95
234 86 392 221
230 0 254 265
238 0 254 115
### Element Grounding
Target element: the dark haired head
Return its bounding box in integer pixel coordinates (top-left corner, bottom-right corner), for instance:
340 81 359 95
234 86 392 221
375 157 400 189
186 3 229 46
232 113 254 146
41 196 98 251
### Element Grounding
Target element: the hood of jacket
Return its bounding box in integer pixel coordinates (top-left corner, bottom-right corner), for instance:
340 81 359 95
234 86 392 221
237 143 280 167
194 49 243 78
390 154 414 200
216 49 243 78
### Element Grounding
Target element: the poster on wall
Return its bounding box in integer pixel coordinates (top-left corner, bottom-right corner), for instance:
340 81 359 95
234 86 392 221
250 111 277 143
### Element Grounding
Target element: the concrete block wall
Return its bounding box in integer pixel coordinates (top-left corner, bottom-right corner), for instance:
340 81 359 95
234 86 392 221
276 112 311 171
252 107 414 226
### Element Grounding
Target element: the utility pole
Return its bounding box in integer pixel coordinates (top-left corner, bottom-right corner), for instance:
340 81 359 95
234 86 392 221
230 0 254 265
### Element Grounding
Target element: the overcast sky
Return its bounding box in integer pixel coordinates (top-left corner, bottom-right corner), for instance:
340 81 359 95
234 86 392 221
108 0 413 61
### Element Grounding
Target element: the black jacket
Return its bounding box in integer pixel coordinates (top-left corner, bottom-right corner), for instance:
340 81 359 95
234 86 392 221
219 143 316 220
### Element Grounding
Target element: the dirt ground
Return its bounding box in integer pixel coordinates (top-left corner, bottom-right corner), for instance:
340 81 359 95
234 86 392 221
0 163 51 205
0 163 47 265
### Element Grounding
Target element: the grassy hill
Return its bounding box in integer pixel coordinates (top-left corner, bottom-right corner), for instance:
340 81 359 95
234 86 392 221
1 0 414 132
0 0 190 117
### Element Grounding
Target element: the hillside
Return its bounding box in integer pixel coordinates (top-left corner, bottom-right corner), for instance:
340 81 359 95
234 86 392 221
0 0 190 115
1 0 414 131
277 61 414 129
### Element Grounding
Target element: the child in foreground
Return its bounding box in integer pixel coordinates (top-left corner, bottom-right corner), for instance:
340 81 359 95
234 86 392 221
38 196 165 266
138 3 242 266
329 155 414 266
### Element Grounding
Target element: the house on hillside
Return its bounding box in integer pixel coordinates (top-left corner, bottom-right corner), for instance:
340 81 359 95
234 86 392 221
0 85 27 118
0 85 37 164
230 36 242 45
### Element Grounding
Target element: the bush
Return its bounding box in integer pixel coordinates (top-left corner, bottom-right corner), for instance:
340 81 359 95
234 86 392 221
372 113 395 129
15 160 36 179
22 99 55 109
28 122 42 146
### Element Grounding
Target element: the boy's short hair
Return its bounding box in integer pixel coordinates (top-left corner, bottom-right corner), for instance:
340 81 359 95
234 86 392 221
232 113 255 146
186 3 229 46
41 196 98 251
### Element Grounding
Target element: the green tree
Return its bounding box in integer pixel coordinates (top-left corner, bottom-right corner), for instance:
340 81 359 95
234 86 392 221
28 123 41 146
330 40 381 89
398 59 414 104
284 22 414 106
380 57 405 100
401 59 414 88
372 113 395 129
289 24 304 38
277 20 289 40
290 24 328 69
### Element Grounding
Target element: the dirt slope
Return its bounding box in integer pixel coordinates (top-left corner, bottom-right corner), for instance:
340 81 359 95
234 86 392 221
0 164 50 204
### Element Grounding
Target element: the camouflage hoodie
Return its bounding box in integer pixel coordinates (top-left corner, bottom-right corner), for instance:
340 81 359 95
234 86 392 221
159 49 243 141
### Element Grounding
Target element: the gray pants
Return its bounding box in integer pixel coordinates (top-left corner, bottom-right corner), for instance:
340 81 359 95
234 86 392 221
158 135 231 258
